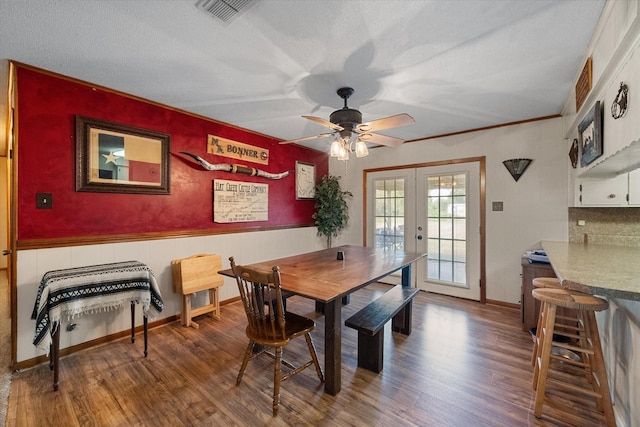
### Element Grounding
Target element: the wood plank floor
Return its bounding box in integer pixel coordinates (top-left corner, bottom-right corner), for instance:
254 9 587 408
6 284 608 426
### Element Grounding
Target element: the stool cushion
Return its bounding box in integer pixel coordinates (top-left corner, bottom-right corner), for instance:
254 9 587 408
532 288 608 312
532 277 561 288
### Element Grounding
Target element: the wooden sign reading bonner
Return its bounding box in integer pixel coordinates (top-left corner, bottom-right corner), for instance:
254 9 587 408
207 135 269 165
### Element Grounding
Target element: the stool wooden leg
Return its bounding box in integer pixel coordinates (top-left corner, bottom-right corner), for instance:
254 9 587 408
534 304 556 418
585 312 616 427
532 301 548 390
576 310 594 386
531 300 546 367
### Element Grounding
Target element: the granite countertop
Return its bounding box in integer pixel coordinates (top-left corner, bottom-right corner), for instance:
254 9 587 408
542 240 640 301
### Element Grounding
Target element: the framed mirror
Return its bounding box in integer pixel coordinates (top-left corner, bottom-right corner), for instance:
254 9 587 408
76 116 171 194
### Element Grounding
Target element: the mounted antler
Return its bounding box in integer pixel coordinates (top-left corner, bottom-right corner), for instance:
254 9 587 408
179 152 290 180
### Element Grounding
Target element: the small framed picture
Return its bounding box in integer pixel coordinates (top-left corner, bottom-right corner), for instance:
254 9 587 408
295 161 316 200
579 101 603 168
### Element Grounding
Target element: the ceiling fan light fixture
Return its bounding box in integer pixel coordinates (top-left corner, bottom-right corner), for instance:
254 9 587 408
355 140 369 158
284 87 413 168
329 138 342 157
337 144 349 161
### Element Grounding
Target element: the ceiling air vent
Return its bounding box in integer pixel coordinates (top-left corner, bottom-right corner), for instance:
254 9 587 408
195 0 257 24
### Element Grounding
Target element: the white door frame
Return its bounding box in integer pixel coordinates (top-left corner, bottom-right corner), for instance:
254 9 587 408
363 157 486 303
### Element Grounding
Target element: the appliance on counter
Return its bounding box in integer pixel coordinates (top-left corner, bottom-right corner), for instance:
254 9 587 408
525 250 550 264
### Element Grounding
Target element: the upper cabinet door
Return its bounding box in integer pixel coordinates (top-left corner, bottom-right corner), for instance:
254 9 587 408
628 170 640 206
579 174 628 206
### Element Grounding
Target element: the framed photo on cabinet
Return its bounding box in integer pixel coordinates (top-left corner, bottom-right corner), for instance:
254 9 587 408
578 101 603 168
295 161 316 200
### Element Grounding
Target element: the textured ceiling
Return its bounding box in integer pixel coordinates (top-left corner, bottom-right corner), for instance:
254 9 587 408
1 0 605 152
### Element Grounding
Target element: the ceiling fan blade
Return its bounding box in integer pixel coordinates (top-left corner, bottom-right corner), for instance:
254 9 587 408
279 133 333 145
302 115 344 131
357 113 415 133
362 133 405 147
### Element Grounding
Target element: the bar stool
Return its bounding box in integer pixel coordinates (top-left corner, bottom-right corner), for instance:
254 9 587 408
531 287 615 426
530 278 580 367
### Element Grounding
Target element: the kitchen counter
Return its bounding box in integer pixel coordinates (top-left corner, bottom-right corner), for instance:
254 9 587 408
542 240 640 301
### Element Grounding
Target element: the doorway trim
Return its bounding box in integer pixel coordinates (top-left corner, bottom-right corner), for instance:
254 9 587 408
363 156 486 303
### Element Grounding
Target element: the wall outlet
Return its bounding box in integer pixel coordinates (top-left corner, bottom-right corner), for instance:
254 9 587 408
492 201 504 211
577 220 586 226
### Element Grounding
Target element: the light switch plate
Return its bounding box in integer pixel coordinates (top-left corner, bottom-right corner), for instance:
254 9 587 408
36 193 53 209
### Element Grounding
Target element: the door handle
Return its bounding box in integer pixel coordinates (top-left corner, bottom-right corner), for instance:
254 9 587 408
2 250 12 256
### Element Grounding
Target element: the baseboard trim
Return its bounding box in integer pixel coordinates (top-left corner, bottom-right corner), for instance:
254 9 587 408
486 298 519 310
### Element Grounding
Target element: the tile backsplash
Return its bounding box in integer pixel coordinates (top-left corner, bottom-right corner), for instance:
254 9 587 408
569 207 640 246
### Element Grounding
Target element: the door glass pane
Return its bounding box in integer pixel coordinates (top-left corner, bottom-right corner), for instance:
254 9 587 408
440 218 452 239
374 178 406 252
440 239 452 261
453 174 466 195
427 218 439 238
426 173 467 285
453 240 466 262
453 218 466 240
439 196 452 218
453 262 466 283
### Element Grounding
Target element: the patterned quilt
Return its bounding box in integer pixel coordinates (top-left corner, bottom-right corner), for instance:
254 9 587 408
32 261 164 351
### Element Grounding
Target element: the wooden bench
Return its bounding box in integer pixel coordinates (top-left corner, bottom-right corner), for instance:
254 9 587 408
345 285 419 373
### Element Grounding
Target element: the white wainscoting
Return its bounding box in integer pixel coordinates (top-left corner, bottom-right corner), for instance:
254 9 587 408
16 227 323 363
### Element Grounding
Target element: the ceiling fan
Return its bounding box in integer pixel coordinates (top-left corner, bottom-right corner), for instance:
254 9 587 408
280 87 415 160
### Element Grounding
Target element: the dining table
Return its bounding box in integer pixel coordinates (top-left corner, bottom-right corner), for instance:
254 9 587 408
219 244 427 395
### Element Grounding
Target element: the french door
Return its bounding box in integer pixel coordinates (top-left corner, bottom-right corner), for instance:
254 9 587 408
366 160 482 301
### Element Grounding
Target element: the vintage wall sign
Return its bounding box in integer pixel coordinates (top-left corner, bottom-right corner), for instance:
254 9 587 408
207 135 269 165
213 179 268 223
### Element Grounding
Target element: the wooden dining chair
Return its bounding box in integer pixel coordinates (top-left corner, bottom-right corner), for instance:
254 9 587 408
229 257 324 416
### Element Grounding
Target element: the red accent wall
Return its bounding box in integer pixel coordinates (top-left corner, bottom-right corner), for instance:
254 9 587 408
16 66 328 240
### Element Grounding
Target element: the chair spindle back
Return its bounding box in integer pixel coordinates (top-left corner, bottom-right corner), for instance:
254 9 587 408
230 257 286 341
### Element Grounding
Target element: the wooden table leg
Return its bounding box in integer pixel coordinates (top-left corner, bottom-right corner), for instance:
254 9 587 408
315 296 349 314
401 264 412 288
130 302 135 343
144 315 148 357
52 324 60 391
48 343 53 370
323 298 341 395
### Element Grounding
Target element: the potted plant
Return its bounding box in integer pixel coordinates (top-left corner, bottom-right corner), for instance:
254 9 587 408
313 175 353 248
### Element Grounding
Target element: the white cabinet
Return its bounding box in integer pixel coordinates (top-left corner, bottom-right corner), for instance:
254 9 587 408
578 174 628 206
629 169 640 206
